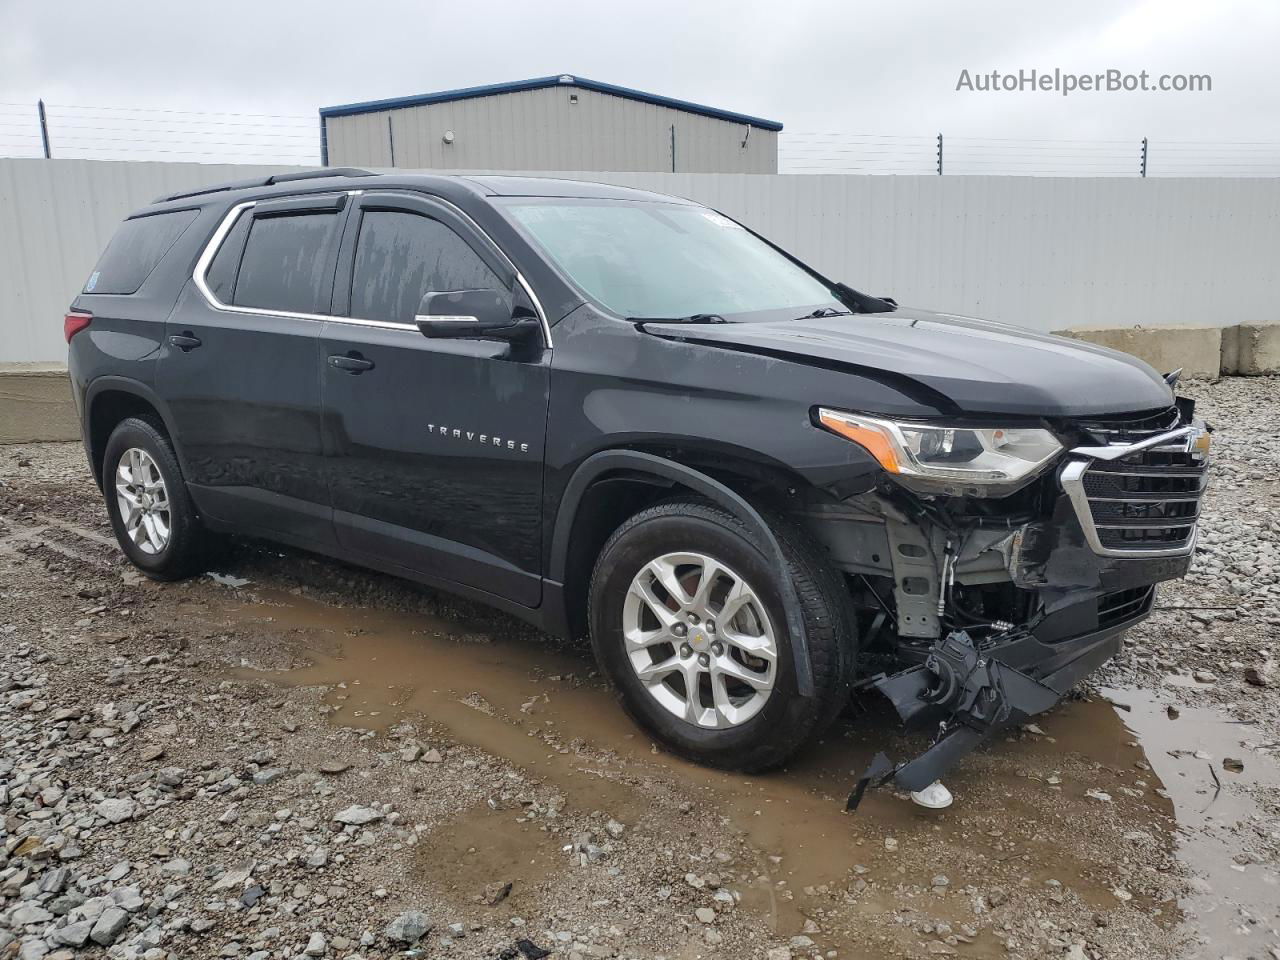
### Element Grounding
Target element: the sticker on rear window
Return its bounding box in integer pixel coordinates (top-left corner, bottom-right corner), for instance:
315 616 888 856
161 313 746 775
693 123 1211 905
85 271 100 292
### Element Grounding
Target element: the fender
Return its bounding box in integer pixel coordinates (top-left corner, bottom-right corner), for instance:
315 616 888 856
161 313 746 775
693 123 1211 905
548 449 816 697
82 376 187 484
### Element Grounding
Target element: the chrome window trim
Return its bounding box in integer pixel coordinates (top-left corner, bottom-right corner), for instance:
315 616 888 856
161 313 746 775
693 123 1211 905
191 190 553 347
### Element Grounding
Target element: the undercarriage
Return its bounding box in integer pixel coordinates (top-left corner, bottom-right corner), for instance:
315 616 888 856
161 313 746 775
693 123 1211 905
800 400 1211 800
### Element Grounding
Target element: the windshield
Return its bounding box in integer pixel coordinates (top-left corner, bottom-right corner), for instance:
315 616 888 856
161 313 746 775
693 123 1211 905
499 198 841 320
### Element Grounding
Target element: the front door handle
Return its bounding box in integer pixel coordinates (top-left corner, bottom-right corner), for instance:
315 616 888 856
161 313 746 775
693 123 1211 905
328 353 375 374
168 333 202 352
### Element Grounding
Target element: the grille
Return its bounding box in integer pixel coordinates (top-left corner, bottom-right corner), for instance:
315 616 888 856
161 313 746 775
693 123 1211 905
1097 585 1156 629
1061 409 1209 558
1075 406 1182 444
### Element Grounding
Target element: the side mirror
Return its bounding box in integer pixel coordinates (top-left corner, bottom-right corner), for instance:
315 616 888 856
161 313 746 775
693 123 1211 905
415 289 520 339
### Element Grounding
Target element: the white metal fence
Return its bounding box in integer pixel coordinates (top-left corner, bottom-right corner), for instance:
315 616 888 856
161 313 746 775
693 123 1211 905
3 158 1280 364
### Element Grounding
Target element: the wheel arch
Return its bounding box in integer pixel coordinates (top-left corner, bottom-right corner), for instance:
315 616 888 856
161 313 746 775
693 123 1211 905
84 377 182 489
548 449 817 697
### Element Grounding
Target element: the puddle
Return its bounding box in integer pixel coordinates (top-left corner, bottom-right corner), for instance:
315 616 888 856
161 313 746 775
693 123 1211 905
1099 687 1280 956
213 588 1245 947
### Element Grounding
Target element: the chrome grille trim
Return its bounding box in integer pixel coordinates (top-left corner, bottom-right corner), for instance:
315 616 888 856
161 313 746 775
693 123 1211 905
1060 419 1210 559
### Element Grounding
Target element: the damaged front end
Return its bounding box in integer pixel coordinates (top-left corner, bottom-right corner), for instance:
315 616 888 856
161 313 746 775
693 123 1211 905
803 400 1211 806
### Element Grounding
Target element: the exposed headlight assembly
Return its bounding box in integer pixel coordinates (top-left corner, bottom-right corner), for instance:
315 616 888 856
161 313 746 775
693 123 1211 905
817 408 1063 492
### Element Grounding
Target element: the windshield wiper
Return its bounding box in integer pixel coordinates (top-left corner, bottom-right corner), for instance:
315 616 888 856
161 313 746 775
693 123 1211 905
629 313 730 325
795 307 853 320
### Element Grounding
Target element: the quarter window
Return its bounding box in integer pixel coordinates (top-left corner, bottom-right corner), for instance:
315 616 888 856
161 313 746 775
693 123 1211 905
84 209 199 295
233 211 342 314
349 211 503 325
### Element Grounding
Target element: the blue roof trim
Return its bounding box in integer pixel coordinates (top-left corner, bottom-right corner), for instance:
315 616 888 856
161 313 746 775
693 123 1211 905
319 74 784 132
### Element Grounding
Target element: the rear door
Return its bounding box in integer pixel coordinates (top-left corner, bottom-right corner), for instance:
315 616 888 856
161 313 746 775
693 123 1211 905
320 191 551 607
157 192 349 547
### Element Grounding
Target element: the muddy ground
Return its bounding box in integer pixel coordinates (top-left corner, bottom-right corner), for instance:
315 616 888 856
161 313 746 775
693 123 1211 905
0 377 1277 960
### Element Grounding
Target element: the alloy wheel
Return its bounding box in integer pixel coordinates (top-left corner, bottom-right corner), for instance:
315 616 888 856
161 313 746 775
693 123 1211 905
622 551 777 729
114 447 171 555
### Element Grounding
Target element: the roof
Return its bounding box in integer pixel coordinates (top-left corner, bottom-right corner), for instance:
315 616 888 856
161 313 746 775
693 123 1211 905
319 74 784 132
148 169 692 211
463 175 696 202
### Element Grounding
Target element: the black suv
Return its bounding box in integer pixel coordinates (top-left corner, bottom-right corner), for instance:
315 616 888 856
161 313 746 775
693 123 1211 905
68 169 1209 796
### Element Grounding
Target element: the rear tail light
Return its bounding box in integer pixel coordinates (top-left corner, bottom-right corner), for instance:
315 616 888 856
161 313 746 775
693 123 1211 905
64 311 92 342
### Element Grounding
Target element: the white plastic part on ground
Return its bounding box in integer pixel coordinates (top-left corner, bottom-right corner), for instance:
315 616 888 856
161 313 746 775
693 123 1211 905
910 781 953 809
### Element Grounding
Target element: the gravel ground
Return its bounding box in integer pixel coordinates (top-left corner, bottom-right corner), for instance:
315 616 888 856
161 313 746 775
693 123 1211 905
0 377 1277 960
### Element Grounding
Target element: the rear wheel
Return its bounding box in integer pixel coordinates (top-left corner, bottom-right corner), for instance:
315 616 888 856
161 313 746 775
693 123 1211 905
588 499 853 772
103 417 205 581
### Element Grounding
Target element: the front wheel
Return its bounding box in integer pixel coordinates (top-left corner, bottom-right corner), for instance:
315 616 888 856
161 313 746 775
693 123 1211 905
588 499 854 772
102 417 205 581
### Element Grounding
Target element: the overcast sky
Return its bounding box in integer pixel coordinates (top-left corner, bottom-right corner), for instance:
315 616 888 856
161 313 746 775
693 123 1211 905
2 0 1277 171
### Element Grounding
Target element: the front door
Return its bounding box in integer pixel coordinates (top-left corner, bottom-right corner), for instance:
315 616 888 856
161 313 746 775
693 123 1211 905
320 191 551 607
159 193 348 547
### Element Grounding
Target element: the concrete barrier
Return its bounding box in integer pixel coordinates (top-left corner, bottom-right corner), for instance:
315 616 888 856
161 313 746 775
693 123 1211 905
1221 321 1280 376
0 365 80 443
1052 325 1223 379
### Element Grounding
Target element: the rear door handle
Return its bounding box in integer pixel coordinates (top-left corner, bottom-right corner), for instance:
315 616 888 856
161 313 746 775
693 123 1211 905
328 353 375 374
168 334 202 352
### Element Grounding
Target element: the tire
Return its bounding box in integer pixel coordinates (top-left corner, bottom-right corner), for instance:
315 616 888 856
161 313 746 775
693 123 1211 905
588 498 854 772
102 416 205 581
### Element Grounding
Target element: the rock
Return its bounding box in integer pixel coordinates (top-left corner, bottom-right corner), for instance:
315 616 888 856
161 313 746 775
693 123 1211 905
789 935 815 949
695 907 716 924
1244 662 1273 687
385 911 431 943
399 745 423 762
1223 757 1244 773
1112 887 1133 902
1086 788 1112 802
140 745 165 762
303 932 326 956
766 950 792 960
11 904 54 925
96 798 136 823
334 805 383 826
422 748 444 763
306 848 329 869
318 761 350 775
160 858 192 877
90 906 130 946
604 819 626 838
52 920 94 947
884 837 898 852
252 768 285 785
1193 670 1218 683
212 865 253 892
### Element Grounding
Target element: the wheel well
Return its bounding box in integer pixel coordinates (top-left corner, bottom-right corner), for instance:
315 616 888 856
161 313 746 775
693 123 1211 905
87 391 165 487
560 473 682 641
558 459 811 642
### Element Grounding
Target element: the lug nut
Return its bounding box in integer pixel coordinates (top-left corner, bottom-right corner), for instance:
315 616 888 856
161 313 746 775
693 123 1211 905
697 653 710 667
672 623 688 638
687 612 700 624
705 620 716 633
711 642 724 656
680 644 693 658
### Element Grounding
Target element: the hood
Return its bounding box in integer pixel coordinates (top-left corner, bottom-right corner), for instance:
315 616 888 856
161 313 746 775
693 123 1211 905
642 307 1174 418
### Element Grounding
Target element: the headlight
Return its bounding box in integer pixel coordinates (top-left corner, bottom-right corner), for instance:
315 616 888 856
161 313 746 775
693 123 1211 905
817 408 1063 488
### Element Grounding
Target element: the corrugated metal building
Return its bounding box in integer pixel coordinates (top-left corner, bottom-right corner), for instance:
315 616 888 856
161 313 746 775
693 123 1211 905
319 74 782 173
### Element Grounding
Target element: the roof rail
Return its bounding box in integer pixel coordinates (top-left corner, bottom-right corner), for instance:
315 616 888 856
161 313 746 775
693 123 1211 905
153 167 374 204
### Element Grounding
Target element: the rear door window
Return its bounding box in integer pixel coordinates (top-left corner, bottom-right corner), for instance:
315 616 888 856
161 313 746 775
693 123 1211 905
84 209 200 295
233 211 342 315
349 211 503 325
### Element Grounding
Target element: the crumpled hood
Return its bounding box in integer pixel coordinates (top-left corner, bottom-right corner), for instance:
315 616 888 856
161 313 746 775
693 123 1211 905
642 307 1175 418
